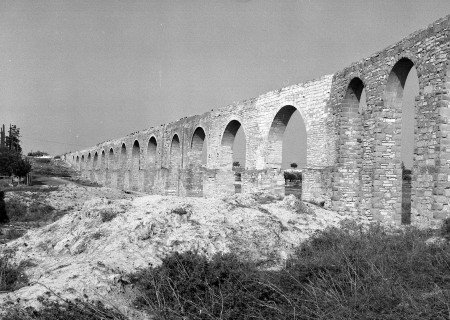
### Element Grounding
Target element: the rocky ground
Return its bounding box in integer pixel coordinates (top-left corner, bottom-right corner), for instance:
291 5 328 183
0 182 360 317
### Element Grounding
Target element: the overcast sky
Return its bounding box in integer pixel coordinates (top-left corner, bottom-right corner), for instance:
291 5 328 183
1 0 449 163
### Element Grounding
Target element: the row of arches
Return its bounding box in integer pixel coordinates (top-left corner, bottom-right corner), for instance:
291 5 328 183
69 55 424 225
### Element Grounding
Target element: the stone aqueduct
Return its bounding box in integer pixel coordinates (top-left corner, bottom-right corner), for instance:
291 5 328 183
64 15 450 227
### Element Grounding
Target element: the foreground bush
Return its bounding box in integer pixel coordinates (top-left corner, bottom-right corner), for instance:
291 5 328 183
0 251 28 292
3 299 126 320
131 223 450 320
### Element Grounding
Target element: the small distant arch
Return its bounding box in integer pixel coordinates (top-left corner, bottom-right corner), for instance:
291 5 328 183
101 150 105 167
76 156 79 163
147 136 157 166
93 152 99 169
108 148 114 169
120 143 127 164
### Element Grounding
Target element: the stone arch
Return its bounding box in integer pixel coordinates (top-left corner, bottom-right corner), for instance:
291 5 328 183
131 140 141 190
167 134 182 195
169 134 181 169
87 153 92 169
108 148 114 169
93 152 99 170
383 57 418 224
119 143 128 189
106 147 115 187
266 105 307 170
101 150 105 168
335 77 366 214
191 127 207 166
220 120 246 170
120 143 127 165
147 136 157 167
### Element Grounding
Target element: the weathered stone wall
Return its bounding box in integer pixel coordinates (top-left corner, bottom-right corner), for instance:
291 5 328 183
64 15 450 227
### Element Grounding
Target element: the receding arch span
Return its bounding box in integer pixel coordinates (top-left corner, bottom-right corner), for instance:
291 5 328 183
191 127 207 166
221 120 246 170
384 57 418 225
267 105 307 170
147 136 157 166
170 134 181 168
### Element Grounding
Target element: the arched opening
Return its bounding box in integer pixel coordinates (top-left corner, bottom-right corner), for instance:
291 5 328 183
131 140 141 190
87 153 92 169
120 143 127 165
168 134 182 195
336 78 366 212
221 120 246 193
106 148 115 187
385 57 418 224
221 120 246 169
101 150 105 168
191 127 207 166
147 136 157 166
267 105 307 198
120 143 128 189
93 152 98 169
187 127 207 196
108 148 114 169
170 134 181 169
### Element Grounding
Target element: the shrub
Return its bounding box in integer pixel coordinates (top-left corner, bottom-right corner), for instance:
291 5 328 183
0 251 28 292
100 209 118 223
3 298 127 320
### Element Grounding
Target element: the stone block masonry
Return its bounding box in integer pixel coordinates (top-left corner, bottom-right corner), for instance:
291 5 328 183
64 15 450 227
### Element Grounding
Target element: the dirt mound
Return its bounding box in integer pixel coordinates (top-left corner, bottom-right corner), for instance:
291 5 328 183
0 184 358 316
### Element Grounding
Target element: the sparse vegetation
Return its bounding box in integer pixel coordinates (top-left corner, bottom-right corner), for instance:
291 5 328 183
129 223 450 320
290 162 298 168
0 191 9 223
441 217 450 239
100 209 118 222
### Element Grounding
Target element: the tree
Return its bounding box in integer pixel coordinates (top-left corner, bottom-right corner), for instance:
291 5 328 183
0 148 31 178
233 161 240 167
290 163 298 169
5 125 21 153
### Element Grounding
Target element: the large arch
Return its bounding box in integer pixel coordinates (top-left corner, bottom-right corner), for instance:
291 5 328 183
93 152 98 169
131 140 141 190
191 127 207 166
266 105 307 198
383 57 418 224
220 120 246 170
335 78 366 213
76 155 80 170
266 105 307 170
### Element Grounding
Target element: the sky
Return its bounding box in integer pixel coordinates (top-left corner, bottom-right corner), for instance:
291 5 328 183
0 1 448 167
